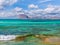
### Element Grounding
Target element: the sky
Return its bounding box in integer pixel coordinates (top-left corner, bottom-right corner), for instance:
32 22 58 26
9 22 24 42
0 0 60 19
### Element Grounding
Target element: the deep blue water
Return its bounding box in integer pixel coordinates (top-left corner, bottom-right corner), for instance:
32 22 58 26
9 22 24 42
0 19 60 22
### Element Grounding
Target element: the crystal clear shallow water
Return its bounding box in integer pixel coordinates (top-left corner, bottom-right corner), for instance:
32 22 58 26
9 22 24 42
0 19 60 35
0 19 60 45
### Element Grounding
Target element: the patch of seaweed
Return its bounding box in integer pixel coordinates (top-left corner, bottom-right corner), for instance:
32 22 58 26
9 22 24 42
12 34 34 41
11 34 59 42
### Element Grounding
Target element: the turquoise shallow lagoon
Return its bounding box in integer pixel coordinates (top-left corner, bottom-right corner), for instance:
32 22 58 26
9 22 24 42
0 19 60 45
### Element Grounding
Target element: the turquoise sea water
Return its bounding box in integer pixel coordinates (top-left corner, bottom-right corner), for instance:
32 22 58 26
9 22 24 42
0 19 60 35
0 19 60 45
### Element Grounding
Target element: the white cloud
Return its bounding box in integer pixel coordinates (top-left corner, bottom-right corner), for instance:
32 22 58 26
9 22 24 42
44 5 55 13
13 7 23 12
40 0 51 3
28 4 39 9
0 7 24 18
0 5 60 19
0 0 18 5
0 11 16 17
0 0 18 9
44 5 60 13
26 5 60 19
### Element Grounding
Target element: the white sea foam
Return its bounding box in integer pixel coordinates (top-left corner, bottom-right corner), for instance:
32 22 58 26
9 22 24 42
0 35 16 41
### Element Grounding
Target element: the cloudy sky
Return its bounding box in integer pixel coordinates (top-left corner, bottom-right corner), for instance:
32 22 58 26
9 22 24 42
0 0 60 19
